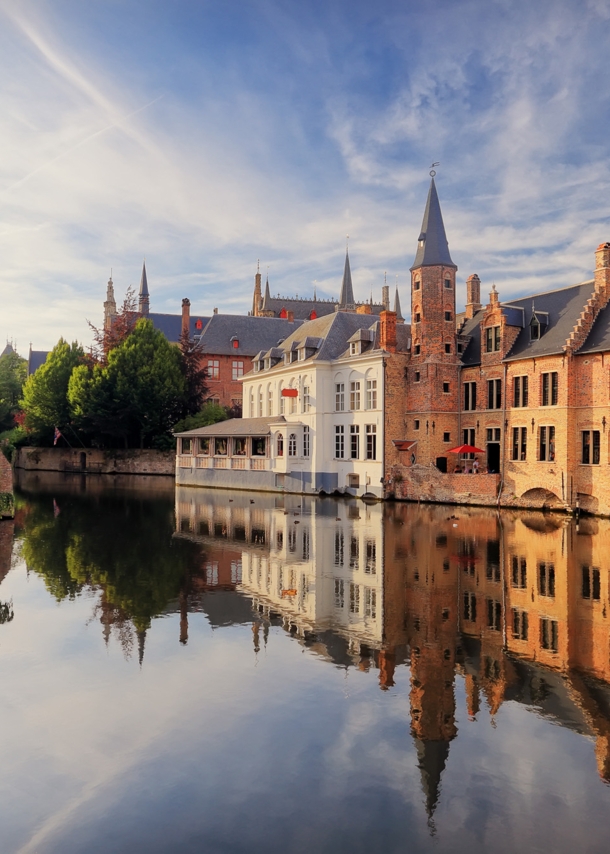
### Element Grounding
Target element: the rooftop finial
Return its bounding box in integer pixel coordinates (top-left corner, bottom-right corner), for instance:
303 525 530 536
430 161 439 177
346 234 349 252
257 259 260 273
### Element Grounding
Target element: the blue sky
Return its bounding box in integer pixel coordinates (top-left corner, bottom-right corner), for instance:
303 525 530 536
2 0 610 350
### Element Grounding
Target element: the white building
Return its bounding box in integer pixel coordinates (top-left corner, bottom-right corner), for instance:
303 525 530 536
176 309 407 498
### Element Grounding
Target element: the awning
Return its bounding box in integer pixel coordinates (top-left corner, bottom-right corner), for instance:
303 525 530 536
392 440 418 451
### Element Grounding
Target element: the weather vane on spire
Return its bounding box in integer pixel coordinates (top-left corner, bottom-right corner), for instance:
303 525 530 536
346 234 349 251
430 162 440 177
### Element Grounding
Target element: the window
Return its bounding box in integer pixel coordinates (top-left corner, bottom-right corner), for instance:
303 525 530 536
366 379 377 409
334 578 344 608
582 430 600 464
414 344 421 355
512 609 528 640
302 386 310 412
267 388 273 416
365 539 376 573
335 425 345 459
443 432 450 442
511 556 527 588
349 583 360 614
511 427 527 461
215 438 227 456
443 382 450 393
258 387 263 417
531 319 540 340
335 383 345 411
541 372 558 406
414 419 420 430
249 389 254 417
444 278 452 289
414 371 421 382
540 618 558 652
539 562 555 597
463 592 477 622
303 426 310 457
486 428 501 442
350 425 360 459
582 565 601 600
539 426 556 461
414 279 421 290
207 359 219 379
366 424 377 460
444 311 452 322
513 375 529 407
288 433 297 457
334 532 344 566
364 588 377 619
487 378 502 409
350 341 359 356
464 382 477 411
414 312 421 323
181 438 192 454
198 437 210 455
233 437 246 456
485 326 501 352
350 381 361 410
487 599 502 631
277 433 284 456
232 361 244 380
280 390 285 415
289 391 297 415
252 437 266 456
445 343 451 354
463 428 475 458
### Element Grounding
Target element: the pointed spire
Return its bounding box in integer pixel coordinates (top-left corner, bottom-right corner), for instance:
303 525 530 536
263 274 271 307
139 261 150 315
394 284 404 321
339 249 355 309
410 178 456 271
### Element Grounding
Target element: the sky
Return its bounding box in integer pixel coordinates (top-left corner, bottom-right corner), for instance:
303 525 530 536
2 0 610 351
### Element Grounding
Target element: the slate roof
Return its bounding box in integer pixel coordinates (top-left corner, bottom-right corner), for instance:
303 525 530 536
260 295 338 319
339 250 355 307
503 281 594 361
28 350 50 375
195 314 303 357
458 312 484 366
175 416 286 438
139 262 149 297
394 286 404 321
1 342 15 357
149 312 209 343
579 296 610 353
410 178 456 271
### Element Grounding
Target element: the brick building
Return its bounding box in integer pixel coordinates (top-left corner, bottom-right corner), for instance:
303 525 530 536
384 178 610 515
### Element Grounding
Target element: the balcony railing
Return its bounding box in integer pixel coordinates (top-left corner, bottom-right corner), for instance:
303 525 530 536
178 455 270 471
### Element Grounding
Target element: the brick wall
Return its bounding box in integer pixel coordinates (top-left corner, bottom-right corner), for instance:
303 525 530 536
199 352 249 411
0 454 12 494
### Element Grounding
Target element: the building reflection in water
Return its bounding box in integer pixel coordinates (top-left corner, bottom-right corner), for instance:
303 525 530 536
175 488 610 814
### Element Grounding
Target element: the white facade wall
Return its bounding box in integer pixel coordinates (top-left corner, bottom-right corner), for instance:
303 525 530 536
242 350 385 497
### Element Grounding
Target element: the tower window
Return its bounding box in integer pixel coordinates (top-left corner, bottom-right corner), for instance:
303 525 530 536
414 312 421 323
443 382 450 393
414 371 420 382
414 280 421 290
414 344 421 355
414 419 420 430
444 279 452 289
445 343 451 354
445 311 452 322
443 432 450 442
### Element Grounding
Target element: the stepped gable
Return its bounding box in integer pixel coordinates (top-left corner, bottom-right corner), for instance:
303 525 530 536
578 300 610 353
194 314 302 356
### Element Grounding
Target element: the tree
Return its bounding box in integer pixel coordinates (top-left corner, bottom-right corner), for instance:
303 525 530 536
0 349 27 432
69 318 187 448
179 328 208 416
88 286 138 364
21 339 85 443
173 401 229 434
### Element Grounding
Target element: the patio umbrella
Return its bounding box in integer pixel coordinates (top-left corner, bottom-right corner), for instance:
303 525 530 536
447 444 485 454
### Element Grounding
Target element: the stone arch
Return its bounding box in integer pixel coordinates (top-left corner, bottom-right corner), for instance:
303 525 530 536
519 487 563 509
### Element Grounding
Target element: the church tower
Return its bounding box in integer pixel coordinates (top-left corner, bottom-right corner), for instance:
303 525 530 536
408 178 459 468
104 274 117 331
138 261 150 316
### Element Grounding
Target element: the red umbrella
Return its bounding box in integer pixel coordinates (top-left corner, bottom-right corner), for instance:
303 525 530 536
447 444 485 454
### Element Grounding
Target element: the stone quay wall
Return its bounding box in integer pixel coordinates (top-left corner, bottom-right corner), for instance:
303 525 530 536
14 447 175 476
0 453 14 518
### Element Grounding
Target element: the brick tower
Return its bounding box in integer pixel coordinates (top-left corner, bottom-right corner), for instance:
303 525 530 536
408 178 459 468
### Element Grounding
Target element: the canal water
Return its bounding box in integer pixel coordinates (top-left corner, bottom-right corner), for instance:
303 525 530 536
2 472 610 853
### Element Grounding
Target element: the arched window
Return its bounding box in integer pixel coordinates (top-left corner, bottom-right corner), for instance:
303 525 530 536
249 388 254 418
277 433 284 456
288 433 297 457
279 383 285 414
257 385 263 417
267 385 273 416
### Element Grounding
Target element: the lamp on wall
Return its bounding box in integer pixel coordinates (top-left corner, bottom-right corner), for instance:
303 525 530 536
603 416 607 432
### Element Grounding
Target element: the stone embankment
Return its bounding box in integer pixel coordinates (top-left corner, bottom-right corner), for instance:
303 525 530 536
0 453 14 518
14 447 175 476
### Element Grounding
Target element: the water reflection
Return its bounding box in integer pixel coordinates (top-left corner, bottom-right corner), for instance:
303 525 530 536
6 473 610 839
175 489 610 799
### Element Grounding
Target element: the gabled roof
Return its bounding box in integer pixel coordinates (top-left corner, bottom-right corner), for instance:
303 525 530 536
175 416 286 438
503 281 594 361
195 314 302 357
1 342 15 357
410 178 456 271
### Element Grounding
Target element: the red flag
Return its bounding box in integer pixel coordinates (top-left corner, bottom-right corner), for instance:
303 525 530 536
53 427 62 446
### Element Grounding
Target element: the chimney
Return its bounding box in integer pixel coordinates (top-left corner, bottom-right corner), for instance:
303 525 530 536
181 298 191 336
382 285 390 310
380 310 397 353
465 274 482 319
595 242 610 297
287 310 294 322
357 303 372 315
489 284 499 307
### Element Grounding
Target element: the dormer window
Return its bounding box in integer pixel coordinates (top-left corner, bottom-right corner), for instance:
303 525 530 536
350 341 360 356
418 232 426 248
530 317 540 340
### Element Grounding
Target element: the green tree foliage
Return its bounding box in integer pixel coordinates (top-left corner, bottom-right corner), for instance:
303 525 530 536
20 340 85 443
69 318 187 448
17 486 201 648
0 350 27 432
179 327 208 416
173 401 229 434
